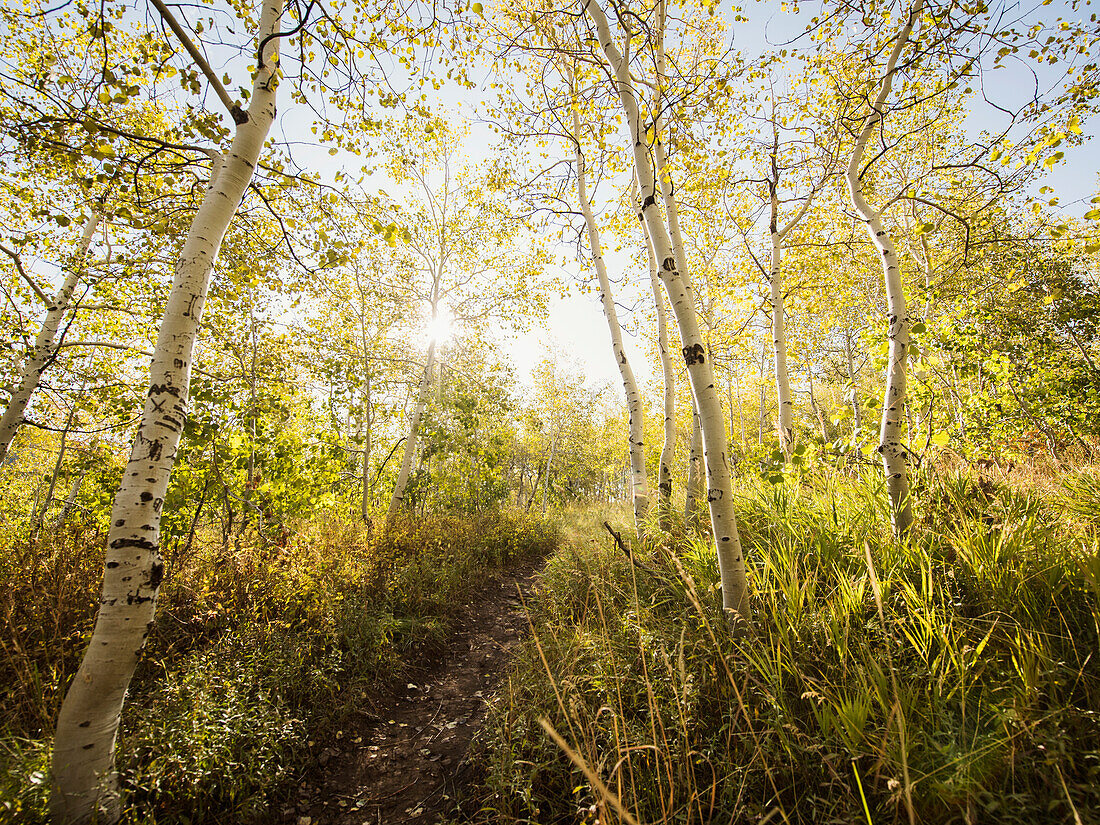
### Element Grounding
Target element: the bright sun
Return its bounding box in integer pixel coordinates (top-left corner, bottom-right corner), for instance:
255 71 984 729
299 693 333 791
426 307 453 344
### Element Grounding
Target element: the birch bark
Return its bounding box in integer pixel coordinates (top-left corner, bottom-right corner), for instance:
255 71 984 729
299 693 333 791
764 115 822 460
386 337 437 527
641 198 674 532
542 433 556 515
361 369 372 523
758 343 767 444
845 330 864 453
768 225 793 456
808 367 828 441
50 3 282 820
684 404 703 523
586 0 749 619
571 103 649 530
844 0 923 537
0 213 101 464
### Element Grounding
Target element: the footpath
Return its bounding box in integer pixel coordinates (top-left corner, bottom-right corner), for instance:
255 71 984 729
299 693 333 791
279 562 541 825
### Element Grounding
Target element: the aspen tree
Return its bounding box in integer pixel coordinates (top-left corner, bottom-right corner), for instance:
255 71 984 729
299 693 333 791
684 408 703 522
844 0 923 538
387 292 439 527
569 90 649 530
649 0 680 530
844 327 864 453
585 0 749 619
763 108 829 460
641 213 675 533
0 212 101 463
380 119 549 524
50 1 283 819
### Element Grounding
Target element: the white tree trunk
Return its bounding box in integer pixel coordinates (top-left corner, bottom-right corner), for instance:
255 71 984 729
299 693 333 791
764 111 822 462
808 367 828 441
733 369 746 451
768 229 793 457
50 4 282 820
386 339 437 527
542 433 556 515
758 344 768 445
54 471 86 527
361 369 372 523
846 331 863 453
684 403 703 523
641 203 674 532
0 213 101 464
586 0 749 619
54 433 97 529
572 106 649 530
845 0 923 537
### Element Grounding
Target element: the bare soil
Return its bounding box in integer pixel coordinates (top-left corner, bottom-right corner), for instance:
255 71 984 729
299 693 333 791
277 562 540 825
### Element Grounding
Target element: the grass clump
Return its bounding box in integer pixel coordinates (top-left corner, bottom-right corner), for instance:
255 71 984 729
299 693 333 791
463 474 1100 824
0 509 558 823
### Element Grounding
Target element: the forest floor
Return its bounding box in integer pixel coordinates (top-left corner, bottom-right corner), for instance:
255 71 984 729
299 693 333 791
277 560 542 825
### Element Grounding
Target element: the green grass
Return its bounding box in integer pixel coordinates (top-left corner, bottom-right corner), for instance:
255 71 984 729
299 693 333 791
0 509 559 823
461 472 1100 824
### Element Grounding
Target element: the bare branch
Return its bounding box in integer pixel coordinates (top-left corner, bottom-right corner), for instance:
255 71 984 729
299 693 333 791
149 0 247 125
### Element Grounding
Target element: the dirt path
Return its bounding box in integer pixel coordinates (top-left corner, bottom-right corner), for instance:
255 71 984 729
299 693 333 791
279 562 540 825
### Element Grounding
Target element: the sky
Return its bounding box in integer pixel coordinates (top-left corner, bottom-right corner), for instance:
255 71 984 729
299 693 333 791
478 0 1098 399
264 0 1100 400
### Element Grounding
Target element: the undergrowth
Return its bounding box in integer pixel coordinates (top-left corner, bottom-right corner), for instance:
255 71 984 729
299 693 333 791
0 509 558 823
461 471 1100 824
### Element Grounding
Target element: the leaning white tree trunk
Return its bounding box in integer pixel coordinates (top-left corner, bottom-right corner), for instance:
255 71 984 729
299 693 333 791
641 201 674 532
571 105 649 530
845 0 923 538
0 213 101 464
49 4 282 821
386 338 437 527
586 0 749 619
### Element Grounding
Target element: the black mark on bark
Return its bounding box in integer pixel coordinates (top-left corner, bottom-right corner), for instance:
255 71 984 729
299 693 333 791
110 537 158 551
683 344 706 365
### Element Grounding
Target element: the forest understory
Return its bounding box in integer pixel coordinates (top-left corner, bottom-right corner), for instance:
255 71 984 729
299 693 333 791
0 511 559 823
3 0 1100 821
5 463 1100 824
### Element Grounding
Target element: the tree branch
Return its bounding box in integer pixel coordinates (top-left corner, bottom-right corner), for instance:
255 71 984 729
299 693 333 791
149 0 247 125
0 243 51 305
